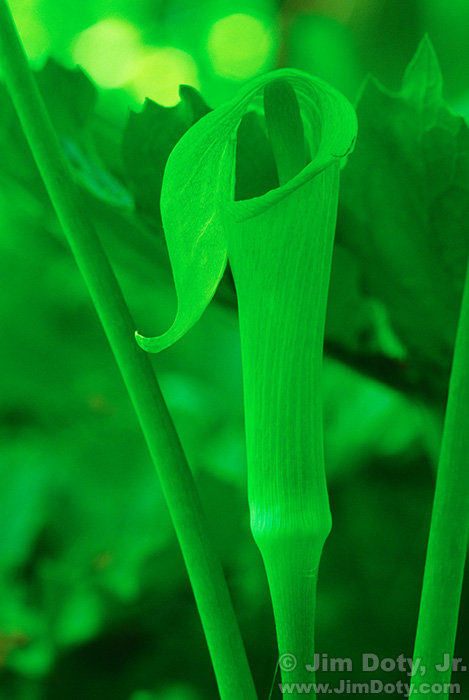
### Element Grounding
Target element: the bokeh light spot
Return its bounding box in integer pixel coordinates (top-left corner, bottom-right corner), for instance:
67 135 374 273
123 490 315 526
71 18 142 89
207 14 274 81
129 48 200 107
9 0 50 59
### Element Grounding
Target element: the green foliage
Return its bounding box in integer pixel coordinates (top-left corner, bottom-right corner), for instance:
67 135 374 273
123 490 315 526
122 86 210 225
0 56 426 396
339 37 469 396
0 6 257 696
1 25 469 700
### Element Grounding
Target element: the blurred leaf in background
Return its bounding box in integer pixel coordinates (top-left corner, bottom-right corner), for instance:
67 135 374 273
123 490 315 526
338 37 469 400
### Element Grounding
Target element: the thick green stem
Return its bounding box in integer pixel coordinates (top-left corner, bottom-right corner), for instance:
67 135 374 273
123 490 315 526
410 256 469 698
0 3 257 699
231 183 334 690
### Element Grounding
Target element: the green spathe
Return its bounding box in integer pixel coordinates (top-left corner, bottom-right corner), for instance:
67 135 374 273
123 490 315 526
137 69 356 693
135 68 356 353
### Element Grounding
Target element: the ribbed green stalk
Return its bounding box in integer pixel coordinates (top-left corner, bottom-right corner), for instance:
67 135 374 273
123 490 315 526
229 165 336 691
225 82 337 692
410 255 469 698
0 3 257 699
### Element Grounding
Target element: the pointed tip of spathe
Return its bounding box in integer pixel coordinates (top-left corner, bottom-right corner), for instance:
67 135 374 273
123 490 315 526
135 329 176 353
135 330 157 353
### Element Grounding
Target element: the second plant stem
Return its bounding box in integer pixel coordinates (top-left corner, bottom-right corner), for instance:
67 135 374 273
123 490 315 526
410 254 469 698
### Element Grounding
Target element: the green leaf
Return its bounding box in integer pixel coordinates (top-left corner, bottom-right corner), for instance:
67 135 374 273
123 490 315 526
135 69 357 352
339 36 469 390
122 85 210 224
35 58 98 133
37 61 131 208
325 244 386 354
0 58 131 208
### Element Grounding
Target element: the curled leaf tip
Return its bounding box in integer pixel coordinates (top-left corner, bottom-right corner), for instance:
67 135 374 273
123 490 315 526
135 331 163 353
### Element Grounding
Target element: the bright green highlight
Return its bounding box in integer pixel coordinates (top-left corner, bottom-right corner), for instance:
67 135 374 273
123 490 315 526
71 18 142 89
207 13 274 81
129 47 200 107
8 0 50 58
71 17 199 106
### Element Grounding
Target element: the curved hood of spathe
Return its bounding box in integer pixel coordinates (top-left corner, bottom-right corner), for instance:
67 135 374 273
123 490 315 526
135 69 357 353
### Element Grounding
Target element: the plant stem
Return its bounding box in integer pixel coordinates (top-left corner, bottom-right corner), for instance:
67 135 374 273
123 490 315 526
231 80 335 695
0 3 257 699
235 183 333 692
410 256 469 698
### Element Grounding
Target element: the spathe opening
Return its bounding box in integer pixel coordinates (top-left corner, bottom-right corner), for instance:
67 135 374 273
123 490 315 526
234 78 321 201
